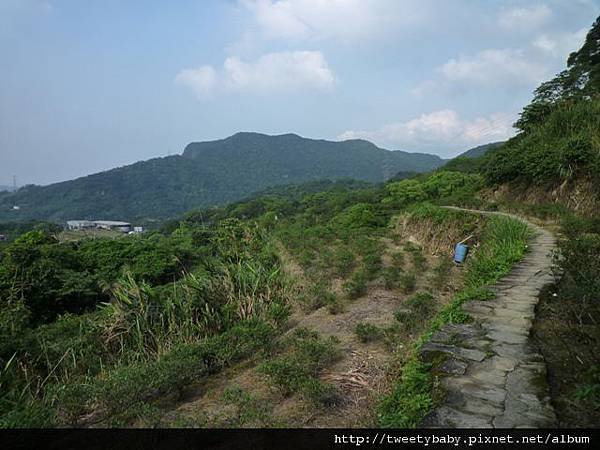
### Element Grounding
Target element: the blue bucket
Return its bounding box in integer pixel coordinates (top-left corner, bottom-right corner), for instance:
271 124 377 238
454 243 469 263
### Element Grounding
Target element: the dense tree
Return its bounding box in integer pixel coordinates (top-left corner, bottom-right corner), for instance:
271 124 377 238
515 16 600 132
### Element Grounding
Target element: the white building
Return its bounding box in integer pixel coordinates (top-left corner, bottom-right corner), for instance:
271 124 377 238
67 220 96 230
93 221 132 233
66 220 132 233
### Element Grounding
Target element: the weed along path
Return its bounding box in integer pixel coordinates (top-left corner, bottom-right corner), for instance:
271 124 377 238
420 207 558 428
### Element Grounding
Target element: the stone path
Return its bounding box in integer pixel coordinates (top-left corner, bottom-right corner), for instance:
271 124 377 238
420 208 558 428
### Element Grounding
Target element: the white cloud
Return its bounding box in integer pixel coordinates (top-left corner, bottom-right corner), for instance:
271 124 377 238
237 0 428 42
338 110 515 156
498 5 553 31
440 48 548 86
174 66 217 99
533 28 588 57
412 48 550 96
175 50 335 100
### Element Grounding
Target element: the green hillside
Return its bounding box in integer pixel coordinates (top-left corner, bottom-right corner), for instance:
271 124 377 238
0 133 444 223
1 13 599 432
456 141 504 159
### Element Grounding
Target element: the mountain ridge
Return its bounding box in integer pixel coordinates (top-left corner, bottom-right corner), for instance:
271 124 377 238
0 132 501 223
0 133 446 222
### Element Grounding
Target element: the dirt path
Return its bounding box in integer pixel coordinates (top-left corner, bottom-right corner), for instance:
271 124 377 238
420 207 558 427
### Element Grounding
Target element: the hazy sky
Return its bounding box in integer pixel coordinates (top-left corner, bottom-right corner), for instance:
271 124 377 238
1 0 598 185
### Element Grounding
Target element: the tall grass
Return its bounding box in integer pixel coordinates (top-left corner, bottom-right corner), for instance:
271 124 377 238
0 221 291 427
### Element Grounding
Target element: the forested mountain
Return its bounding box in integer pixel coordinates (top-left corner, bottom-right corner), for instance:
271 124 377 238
0 133 444 223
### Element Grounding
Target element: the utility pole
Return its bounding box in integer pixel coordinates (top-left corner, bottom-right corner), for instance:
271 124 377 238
12 175 17 192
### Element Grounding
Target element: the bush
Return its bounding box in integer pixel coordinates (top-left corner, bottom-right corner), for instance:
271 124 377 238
343 269 368 299
485 100 600 186
399 273 417 294
57 320 277 425
355 323 383 343
395 293 436 332
555 215 600 322
430 258 453 290
330 203 385 231
259 329 340 405
382 267 401 289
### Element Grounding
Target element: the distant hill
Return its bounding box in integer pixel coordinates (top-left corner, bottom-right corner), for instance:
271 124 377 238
438 141 506 174
0 132 444 223
456 141 505 159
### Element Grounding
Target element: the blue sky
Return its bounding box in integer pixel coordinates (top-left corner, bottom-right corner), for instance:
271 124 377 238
1 0 598 185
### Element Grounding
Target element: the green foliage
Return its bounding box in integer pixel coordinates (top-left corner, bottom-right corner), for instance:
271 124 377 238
259 328 340 405
0 215 290 426
486 100 600 185
399 273 417 294
574 366 600 409
395 293 436 333
464 217 531 288
343 268 369 299
555 215 600 324
405 244 427 272
219 386 275 427
297 280 337 312
486 18 600 186
384 179 427 206
422 171 484 200
331 203 385 230
355 323 383 343
377 358 433 428
0 133 444 223
430 258 453 290
384 172 484 208
379 214 530 428
57 320 277 425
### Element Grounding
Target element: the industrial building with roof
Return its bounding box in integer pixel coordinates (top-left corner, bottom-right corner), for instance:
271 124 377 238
67 220 132 233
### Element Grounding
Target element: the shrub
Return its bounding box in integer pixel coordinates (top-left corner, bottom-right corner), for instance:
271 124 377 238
395 292 436 332
259 329 340 405
343 269 368 299
56 320 277 425
485 100 600 186
430 258 453 290
399 273 417 294
382 267 401 290
220 386 274 427
355 323 383 343
330 203 385 231
331 246 356 276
